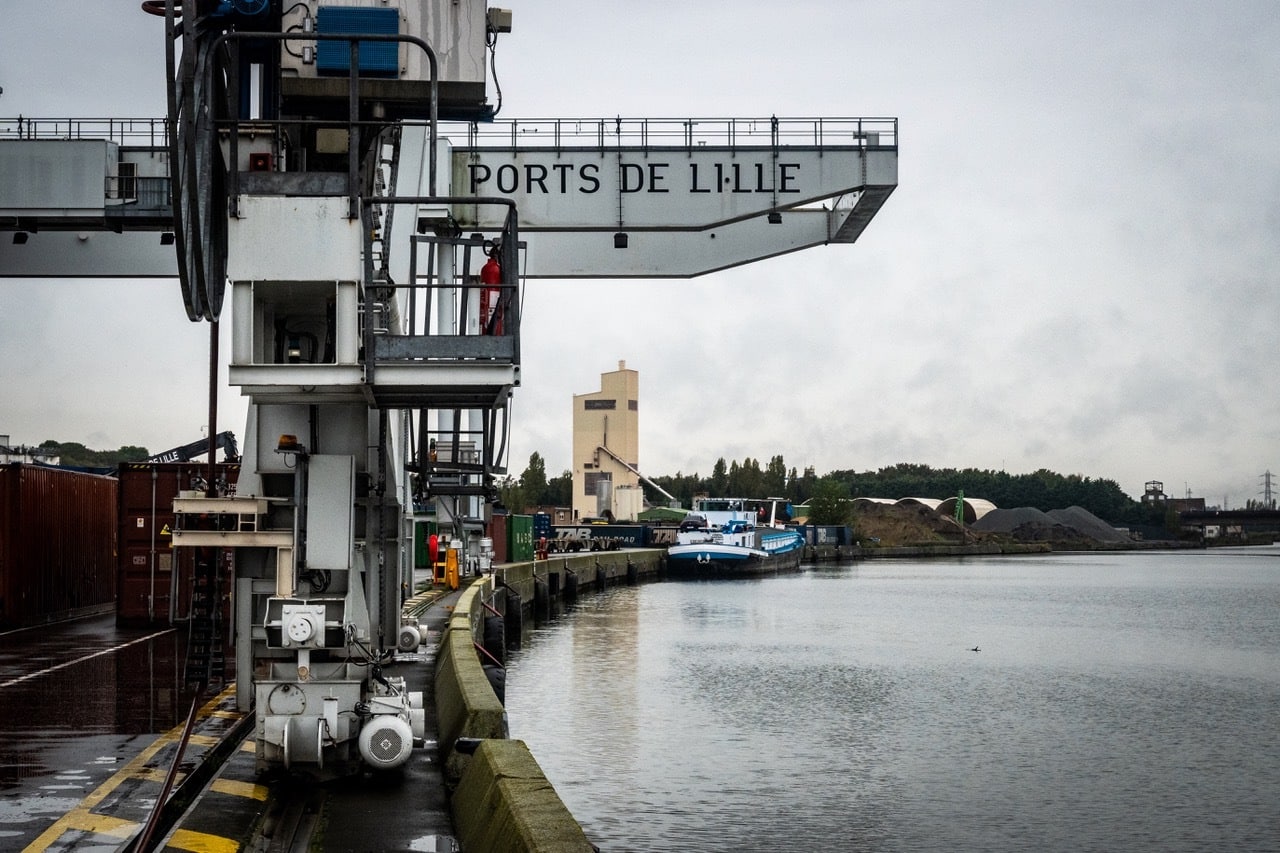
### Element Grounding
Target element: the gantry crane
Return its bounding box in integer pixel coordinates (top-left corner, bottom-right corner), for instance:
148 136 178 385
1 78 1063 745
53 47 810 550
0 0 896 774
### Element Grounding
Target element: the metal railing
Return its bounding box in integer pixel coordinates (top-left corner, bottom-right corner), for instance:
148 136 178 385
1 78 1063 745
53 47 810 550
362 195 521 377
210 31 441 218
0 116 172 147
106 175 170 207
454 116 897 151
3 115 897 153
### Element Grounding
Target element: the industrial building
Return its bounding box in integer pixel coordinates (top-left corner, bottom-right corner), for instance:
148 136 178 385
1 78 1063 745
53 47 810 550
572 361 642 521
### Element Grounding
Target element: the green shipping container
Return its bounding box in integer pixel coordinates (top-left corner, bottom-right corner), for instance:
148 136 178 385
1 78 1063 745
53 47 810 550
508 514 534 563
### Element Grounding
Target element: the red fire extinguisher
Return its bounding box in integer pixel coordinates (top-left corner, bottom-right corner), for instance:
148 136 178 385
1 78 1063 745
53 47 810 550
480 244 503 335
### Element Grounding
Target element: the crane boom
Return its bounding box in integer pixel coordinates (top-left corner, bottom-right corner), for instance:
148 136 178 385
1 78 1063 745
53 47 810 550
146 431 238 463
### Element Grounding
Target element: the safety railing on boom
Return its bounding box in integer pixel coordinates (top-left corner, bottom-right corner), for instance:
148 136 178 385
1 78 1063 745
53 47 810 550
0 116 175 226
455 116 898 152
0 115 897 151
0 116 172 146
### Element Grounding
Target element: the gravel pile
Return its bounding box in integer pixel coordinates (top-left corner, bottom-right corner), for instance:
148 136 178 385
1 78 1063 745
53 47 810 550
972 505 1131 545
1047 506 1131 544
970 507 1058 533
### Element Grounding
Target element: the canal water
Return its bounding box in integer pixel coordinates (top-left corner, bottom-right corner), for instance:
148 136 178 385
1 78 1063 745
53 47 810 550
504 548 1280 852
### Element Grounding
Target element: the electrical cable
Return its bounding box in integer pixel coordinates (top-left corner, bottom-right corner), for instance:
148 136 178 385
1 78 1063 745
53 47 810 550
140 0 174 17
281 3 313 58
301 568 331 592
345 628 393 669
282 25 306 59
486 29 503 118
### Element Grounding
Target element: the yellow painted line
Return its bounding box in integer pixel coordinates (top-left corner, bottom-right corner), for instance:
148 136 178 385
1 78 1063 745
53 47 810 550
56 811 138 838
24 686 239 852
167 827 241 853
210 778 269 801
239 740 256 753
135 767 178 784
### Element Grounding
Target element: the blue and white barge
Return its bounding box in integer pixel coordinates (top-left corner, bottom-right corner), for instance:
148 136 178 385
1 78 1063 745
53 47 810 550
666 498 805 576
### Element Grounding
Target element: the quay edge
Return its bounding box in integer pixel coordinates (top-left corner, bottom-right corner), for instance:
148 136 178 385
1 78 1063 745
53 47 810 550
494 548 665 613
430 549 663 852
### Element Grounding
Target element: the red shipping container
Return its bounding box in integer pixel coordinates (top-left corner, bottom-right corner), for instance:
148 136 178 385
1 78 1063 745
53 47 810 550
116 462 239 626
488 514 510 564
0 463 117 629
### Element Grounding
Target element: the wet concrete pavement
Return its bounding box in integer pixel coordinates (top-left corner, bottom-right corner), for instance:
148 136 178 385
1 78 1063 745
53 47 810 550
0 616 207 850
0 574 461 851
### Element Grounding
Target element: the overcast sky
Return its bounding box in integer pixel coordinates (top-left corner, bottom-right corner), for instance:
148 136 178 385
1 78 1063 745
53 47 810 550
3 1 1278 506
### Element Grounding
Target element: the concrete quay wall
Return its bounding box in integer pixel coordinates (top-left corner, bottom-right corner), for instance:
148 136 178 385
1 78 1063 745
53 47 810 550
451 739 596 853
493 548 665 616
435 579 510 779
437 556 669 853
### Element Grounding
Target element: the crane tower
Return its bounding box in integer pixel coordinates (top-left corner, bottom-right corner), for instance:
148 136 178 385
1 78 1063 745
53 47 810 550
0 0 897 774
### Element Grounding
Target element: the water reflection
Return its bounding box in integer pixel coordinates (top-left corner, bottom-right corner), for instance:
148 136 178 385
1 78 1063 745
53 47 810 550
507 551 1280 852
0 629 189 738
0 617 222 845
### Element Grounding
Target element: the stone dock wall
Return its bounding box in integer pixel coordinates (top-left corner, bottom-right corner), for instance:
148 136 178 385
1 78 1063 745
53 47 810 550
435 550 664 852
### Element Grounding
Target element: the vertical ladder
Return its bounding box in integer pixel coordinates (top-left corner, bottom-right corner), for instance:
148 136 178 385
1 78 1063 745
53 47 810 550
184 547 226 692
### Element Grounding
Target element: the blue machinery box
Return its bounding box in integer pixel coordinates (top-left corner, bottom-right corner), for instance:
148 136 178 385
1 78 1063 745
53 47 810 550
316 6 400 76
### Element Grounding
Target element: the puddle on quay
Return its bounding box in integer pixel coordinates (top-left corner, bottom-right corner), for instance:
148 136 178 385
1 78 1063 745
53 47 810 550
0 629 227 845
3 629 223 737
0 794 84 823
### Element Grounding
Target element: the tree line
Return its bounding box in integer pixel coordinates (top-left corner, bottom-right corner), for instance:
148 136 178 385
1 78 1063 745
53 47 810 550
35 440 150 468
502 453 1159 526
34 439 1159 526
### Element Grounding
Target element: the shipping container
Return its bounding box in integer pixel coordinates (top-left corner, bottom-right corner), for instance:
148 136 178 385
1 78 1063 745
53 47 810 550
0 463 117 629
799 524 851 546
116 462 239 626
488 514 510 564
553 523 648 546
643 525 680 547
508 514 534 563
528 506 574 525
